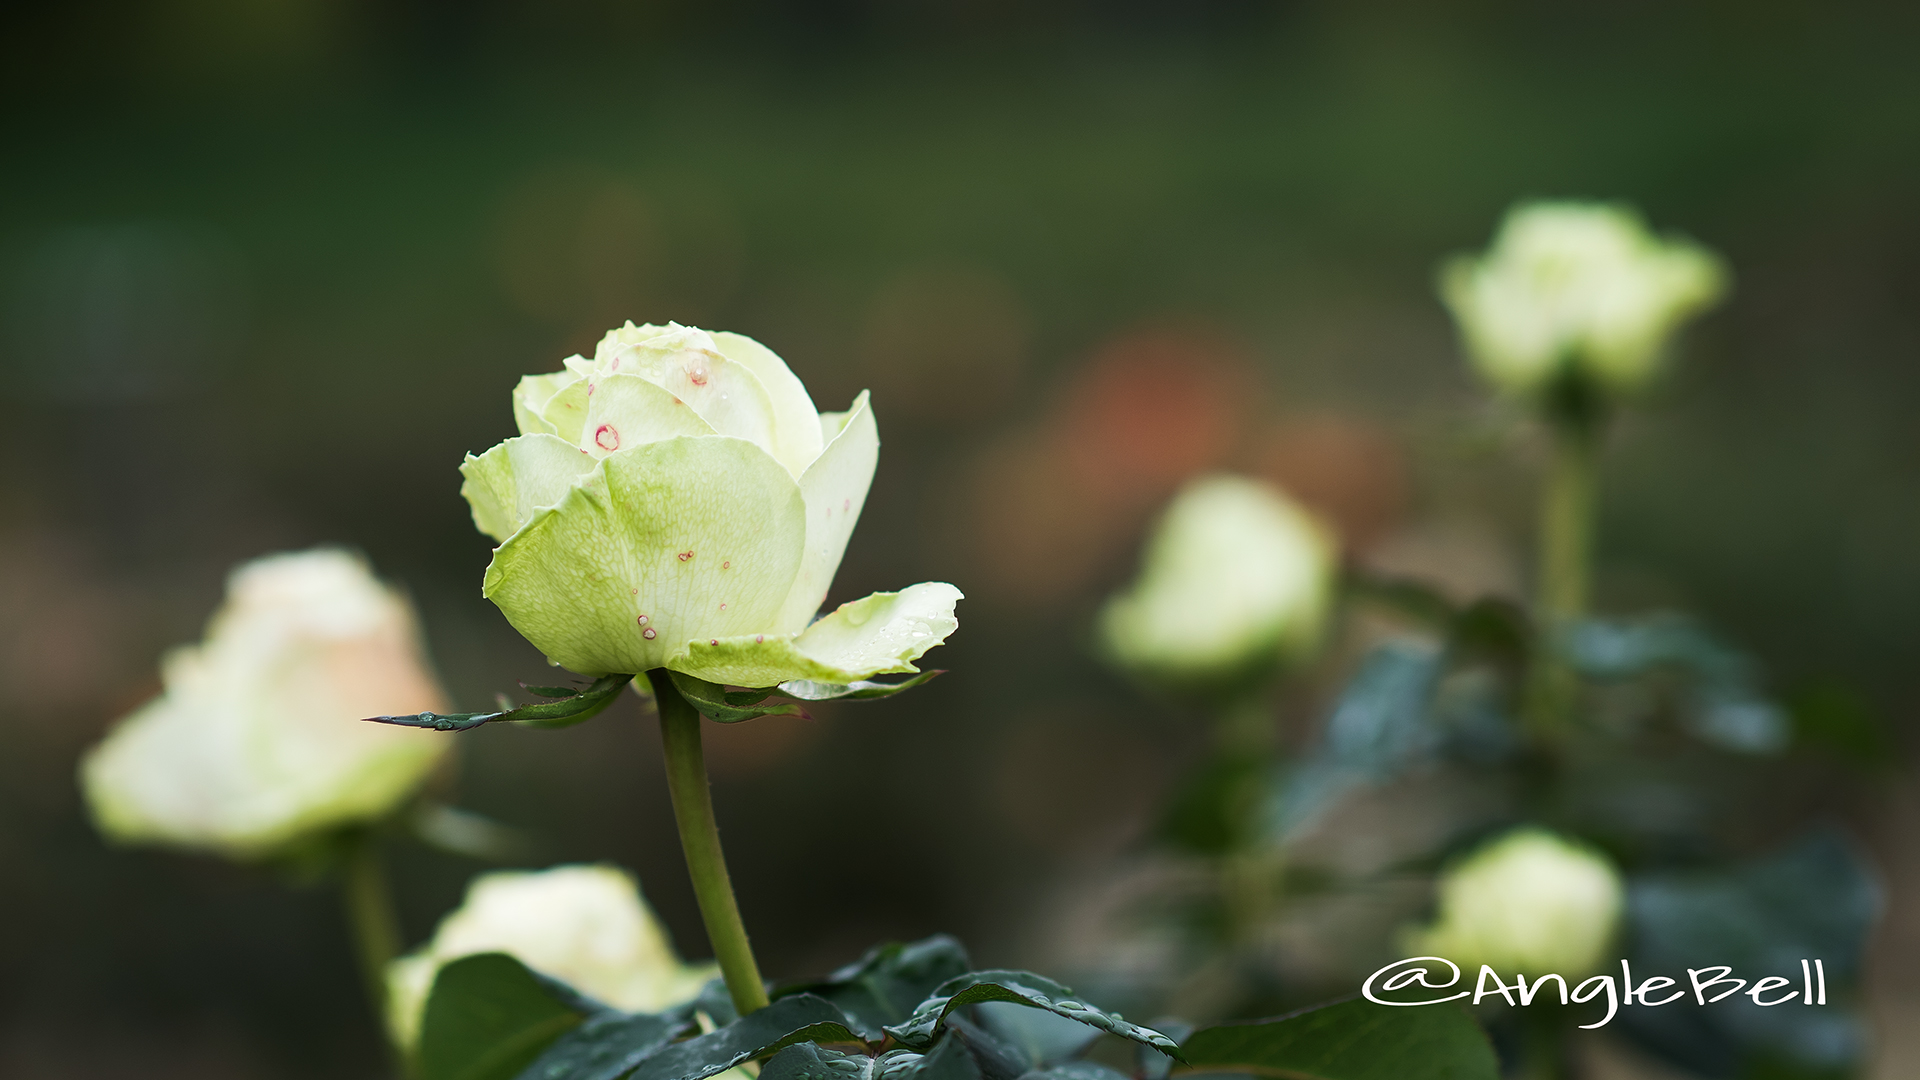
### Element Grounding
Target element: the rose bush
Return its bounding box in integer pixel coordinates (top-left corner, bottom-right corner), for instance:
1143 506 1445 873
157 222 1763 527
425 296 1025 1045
386 864 712 1050
460 322 960 688
1440 201 1726 397
1100 474 1334 683
80 549 449 859
1406 826 1624 978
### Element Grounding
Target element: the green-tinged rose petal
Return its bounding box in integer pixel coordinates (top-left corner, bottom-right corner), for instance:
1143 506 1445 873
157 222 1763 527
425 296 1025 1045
580 373 718 458
772 391 878 634
460 434 601 544
539 377 592 444
484 437 808 676
512 371 577 436
818 409 854 445
710 330 825 476
594 324 786 471
674 582 961 688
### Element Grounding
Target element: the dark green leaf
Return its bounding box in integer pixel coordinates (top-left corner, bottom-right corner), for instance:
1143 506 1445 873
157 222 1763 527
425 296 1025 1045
884 972 1181 1062
628 993 866 1080
975 1003 1101 1068
778 671 945 701
689 976 741 1028
418 953 588 1080
1178 998 1497 1080
759 1043 875 1080
943 1015 1035 1080
775 935 974 1041
1621 828 1877 1075
1562 616 1789 753
364 674 636 732
1265 643 1443 841
513 1011 690 1080
1013 1064 1130 1080
1137 1020 1194 1080
760 1039 981 1080
669 672 810 723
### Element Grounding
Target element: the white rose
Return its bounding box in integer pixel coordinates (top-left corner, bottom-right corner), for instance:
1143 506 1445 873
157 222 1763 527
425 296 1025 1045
386 864 713 1049
1406 826 1624 977
80 549 450 859
460 322 960 686
1100 475 1335 682
1440 201 1726 397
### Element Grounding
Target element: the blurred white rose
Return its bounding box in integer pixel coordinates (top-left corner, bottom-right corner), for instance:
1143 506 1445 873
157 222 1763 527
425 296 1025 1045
386 864 714 1049
80 549 450 859
1100 475 1335 682
1440 201 1727 397
1406 826 1624 977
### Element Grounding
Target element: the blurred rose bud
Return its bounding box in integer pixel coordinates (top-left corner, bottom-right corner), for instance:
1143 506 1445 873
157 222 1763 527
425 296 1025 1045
1440 201 1727 398
462 321 960 686
1099 475 1335 683
386 864 713 1050
79 550 450 859
1406 826 1624 977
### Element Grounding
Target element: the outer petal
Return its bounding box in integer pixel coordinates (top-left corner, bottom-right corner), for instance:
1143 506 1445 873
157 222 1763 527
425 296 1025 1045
771 391 878 634
512 370 579 437
483 436 808 676
710 331 825 474
460 434 600 544
673 582 962 688
537 377 592 444
580 372 718 458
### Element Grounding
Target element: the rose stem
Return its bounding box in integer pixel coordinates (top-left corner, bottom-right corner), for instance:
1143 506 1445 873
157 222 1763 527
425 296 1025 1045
1527 402 1600 736
341 828 404 1056
651 670 770 1015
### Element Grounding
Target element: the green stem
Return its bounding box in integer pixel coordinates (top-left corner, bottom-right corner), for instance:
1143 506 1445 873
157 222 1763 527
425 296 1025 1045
1538 422 1597 629
651 670 771 1016
1527 418 1598 735
341 829 403 1054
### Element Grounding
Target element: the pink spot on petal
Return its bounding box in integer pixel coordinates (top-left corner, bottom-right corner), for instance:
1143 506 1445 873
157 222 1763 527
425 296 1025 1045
719 603 727 610
709 638 718 645
637 614 649 626
678 550 694 562
722 561 730 569
843 498 851 511
755 635 764 643
594 424 620 451
643 628 656 639
587 382 595 396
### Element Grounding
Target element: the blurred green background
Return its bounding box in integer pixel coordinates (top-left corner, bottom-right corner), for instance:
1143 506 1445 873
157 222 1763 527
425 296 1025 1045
4 2 1919 1076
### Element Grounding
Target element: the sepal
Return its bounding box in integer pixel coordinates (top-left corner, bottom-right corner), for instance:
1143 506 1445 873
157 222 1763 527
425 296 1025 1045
362 674 636 732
